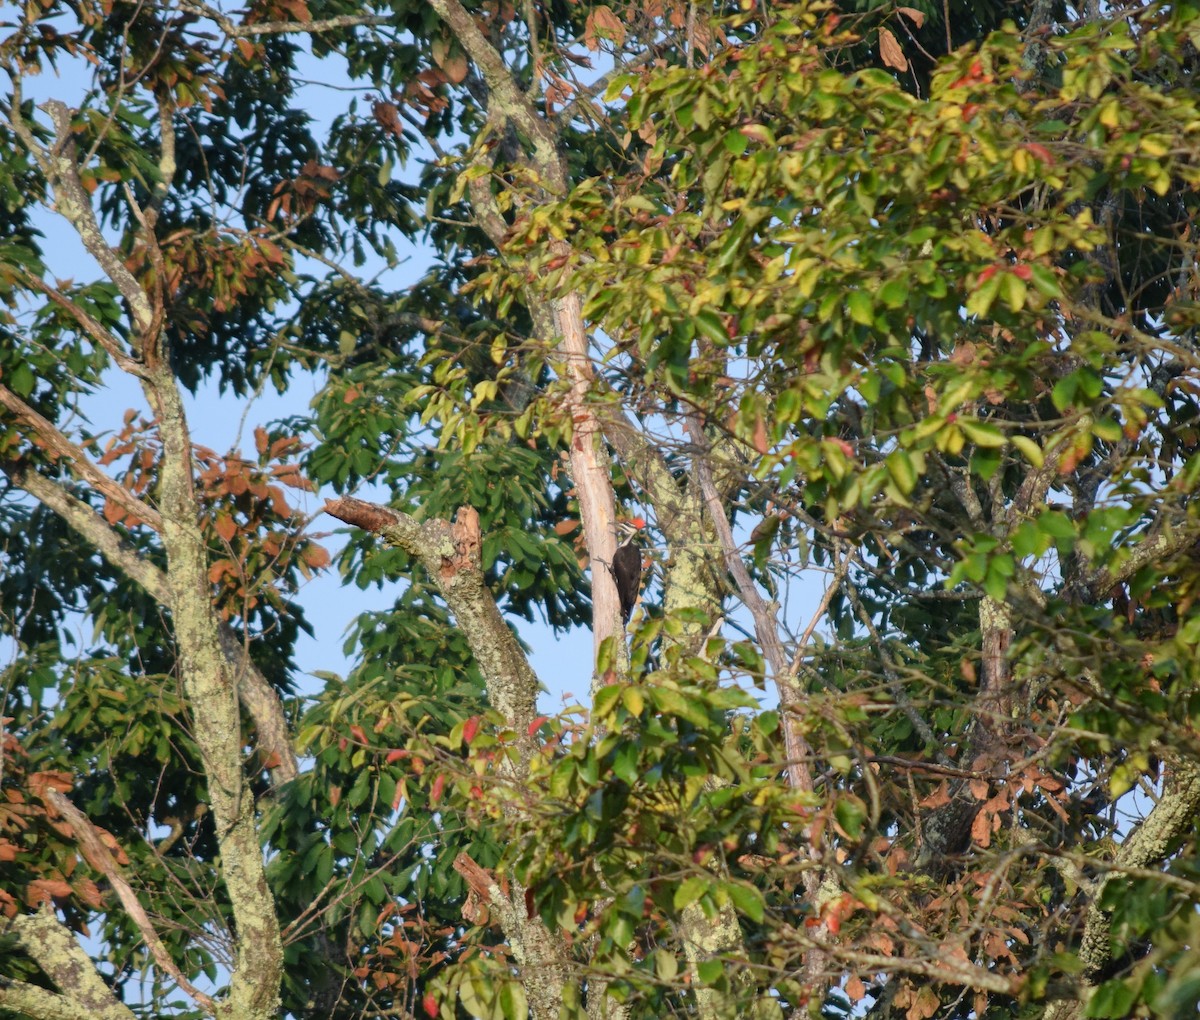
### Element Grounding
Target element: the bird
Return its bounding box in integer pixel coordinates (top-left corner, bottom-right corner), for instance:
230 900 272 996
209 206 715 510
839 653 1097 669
611 517 646 624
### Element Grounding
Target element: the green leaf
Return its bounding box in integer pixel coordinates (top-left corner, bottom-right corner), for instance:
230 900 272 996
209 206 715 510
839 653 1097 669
593 684 622 722
847 290 874 326
673 875 710 911
1085 978 1138 1018
724 882 765 922
834 797 866 839
9 362 34 397
722 129 748 155
959 419 1006 448
1037 511 1077 540
499 981 529 1020
1010 434 1044 467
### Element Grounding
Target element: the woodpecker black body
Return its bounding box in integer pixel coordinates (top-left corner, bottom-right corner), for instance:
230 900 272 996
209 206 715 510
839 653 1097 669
611 519 645 623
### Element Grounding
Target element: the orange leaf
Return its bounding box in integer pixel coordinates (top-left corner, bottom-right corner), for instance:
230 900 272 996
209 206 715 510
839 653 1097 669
970 807 993 848
919 782 951 809
254 426 269 456
74 878 104 909
302 543 331 569
214 513 237 542
879 28 907 72
897 6 925 27
846 976 867 1003
585 5 626 49
430 774 445 805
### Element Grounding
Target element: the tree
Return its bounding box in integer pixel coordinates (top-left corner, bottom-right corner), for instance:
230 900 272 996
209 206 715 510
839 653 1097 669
2 0 1200 1018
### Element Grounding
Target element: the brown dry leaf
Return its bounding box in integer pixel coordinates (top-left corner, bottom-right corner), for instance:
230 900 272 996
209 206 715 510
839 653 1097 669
969 777 990 801
846 976 867 1003
866 930 896 955
442 53 469 84
214 513 237 542
303 543 332 570
585 5 626 49
919 781 951 809
898 6 926 27
880 28 908 72
546 73 573 107
909 986 940 1020
753 414 770 454
971 806 994 848
984 929 1016 963
949 341 977 365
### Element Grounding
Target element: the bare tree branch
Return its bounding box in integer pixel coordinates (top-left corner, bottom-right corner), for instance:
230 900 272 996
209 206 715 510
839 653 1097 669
1 458 170 601
325 497 540 742
0 386 163 530
427 0 562 186
4 907 137 1020
40 788 217 1013
175 0 390 39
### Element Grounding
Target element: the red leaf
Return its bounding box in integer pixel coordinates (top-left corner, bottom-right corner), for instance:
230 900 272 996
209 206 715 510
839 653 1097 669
386 749 409 764
349 724 368 746
430 774 445 805
462 716 480 745
1023 141 1055 165
527 715 548 736
423 993 439 1017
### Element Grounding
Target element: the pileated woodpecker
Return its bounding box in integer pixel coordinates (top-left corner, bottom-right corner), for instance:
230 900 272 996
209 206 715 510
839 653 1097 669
611 518 646 623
